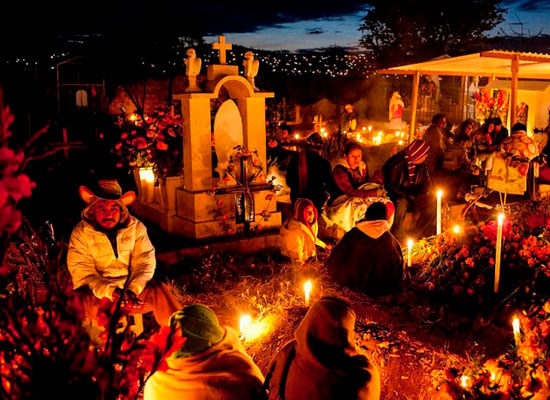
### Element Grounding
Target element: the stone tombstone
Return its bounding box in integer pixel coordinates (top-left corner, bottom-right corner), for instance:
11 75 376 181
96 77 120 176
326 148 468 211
213 100 244 181
168 35 281 239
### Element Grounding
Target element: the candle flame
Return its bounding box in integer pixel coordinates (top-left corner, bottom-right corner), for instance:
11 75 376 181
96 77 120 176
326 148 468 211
129 114 137 121
239 314 271 342
490 372 496 381
356 133 361 141
294 133 300 140
498 213 505 225
512 317 520 336
453 225 461 234
407 238 413 251
460 375 469 388
304 280 312 306
398 140 403 146
436 189 443 199
368 126 372 131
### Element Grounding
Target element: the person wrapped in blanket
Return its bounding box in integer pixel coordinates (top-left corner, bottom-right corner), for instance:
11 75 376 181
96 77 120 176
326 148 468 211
325 142 391 232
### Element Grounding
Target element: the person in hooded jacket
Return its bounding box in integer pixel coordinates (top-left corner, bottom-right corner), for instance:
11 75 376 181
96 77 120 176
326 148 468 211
265 297 380 400
67 179 180 326
280 198 327 263
382 139 435 240
144 304 265 400
327 202 403 297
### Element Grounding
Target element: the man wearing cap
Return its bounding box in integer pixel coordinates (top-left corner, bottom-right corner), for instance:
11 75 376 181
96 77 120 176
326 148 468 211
144 305 264 400
67 179 180 326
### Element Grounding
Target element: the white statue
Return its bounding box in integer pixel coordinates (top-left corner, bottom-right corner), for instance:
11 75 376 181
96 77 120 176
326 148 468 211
388 91 404 129
185 48 202 92
243 51 259 92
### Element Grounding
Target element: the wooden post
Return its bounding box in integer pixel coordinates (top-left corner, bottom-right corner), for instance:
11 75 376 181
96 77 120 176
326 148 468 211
510 56 519 126
409 71 420 143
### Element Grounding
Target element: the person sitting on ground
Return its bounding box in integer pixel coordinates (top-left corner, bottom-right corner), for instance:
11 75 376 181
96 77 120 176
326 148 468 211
423 113 447 177
279 198 327 264
265 297 380 400
286 132 332 212
144 305 265 400
327 202 402 297
67 179 180 326
492 117 509 148
325 142 388 231
382 139 435 240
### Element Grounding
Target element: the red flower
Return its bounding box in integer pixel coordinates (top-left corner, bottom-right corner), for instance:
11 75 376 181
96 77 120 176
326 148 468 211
131 137 147 149
121 133 128 140
115 143 122 150
156 141 168 151
268 140 278 148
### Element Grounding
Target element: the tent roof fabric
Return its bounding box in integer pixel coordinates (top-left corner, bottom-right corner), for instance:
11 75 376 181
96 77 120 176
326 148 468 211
377 51 550 80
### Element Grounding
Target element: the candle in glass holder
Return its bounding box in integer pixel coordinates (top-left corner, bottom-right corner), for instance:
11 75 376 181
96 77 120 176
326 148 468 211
494 213 504 293
436 189 443 235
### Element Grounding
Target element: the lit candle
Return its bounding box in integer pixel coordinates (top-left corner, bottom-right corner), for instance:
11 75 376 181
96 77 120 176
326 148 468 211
494 213 504 293
368 126 372 132
407 238 413 267
436 189 443 235
356 133 361 141
294 133 300 140
460 375 469 388
240 314 252 337
452 224 461 234
304 280 312 306
512 316 520 346
362 127 366 132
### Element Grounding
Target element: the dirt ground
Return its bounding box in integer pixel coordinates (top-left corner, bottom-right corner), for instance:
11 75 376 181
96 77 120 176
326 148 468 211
166 250 512 400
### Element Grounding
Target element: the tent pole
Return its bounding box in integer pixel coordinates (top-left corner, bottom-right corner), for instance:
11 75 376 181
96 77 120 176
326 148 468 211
510 55 519 127
409 71 420 143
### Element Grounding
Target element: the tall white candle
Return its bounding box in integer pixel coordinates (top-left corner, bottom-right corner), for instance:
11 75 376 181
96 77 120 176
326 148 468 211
407 238 413 267
436 189 443 235
494 213 504 293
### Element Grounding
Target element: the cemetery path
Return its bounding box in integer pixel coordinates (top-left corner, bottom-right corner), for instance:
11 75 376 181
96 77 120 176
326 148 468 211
169 252 510 400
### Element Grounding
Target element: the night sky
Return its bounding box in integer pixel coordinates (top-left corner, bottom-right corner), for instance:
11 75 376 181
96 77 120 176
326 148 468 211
1 0 549 53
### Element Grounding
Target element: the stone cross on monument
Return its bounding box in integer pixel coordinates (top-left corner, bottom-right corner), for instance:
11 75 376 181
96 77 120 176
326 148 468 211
212 35 232 65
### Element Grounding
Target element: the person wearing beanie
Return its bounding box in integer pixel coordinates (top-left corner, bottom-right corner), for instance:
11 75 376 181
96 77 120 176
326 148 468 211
286 132 332 212
265 297 380 400
144 305 265 400
327 202 403 297
279 198 327 263
67 179 180 326
382 139 435 239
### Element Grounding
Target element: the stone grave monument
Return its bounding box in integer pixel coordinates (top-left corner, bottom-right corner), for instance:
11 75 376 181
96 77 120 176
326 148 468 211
137 35 281 239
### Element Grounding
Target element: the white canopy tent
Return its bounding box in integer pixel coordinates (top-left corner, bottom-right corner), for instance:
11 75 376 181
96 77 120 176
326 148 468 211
378 51 550 141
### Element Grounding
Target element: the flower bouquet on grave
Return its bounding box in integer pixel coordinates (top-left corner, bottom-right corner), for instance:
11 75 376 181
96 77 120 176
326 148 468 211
408 200 550 319
113 106 184 179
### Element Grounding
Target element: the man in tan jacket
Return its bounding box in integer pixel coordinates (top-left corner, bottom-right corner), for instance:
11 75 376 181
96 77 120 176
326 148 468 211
67 179 180 326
